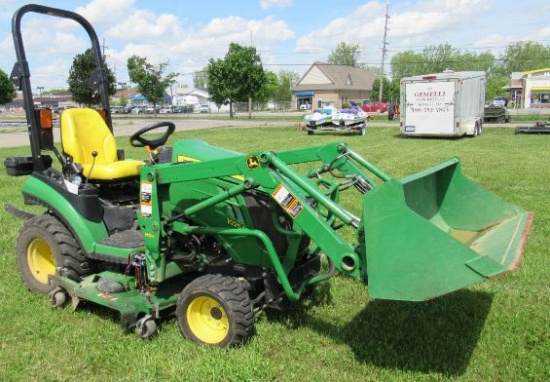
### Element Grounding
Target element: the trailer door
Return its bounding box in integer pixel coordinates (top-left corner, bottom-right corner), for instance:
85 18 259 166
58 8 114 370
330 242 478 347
404 81 456 135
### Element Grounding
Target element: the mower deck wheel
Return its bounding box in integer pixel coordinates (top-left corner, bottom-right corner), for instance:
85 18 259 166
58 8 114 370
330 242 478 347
48 287 67 308
135 315 157 339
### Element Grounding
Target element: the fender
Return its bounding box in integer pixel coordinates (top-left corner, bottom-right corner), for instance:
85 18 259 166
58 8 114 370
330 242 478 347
21 174 108 252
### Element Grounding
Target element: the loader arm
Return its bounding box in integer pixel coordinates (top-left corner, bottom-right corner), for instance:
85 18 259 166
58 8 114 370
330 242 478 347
137 140 532 302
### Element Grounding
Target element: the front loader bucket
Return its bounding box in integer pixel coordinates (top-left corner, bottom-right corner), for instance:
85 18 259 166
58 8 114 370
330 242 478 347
362 157 533 301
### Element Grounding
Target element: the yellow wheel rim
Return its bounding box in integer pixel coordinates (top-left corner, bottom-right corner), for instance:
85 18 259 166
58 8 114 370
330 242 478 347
187 295 230 344
26 238 55 285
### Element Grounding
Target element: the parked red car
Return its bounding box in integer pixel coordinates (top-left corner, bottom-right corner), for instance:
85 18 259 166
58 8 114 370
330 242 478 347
361 101 388 113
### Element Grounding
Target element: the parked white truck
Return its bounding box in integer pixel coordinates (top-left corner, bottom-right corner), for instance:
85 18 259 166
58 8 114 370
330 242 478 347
400 70 486 137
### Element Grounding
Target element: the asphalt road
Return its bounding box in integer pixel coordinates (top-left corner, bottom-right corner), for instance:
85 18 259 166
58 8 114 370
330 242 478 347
0 117 297 148
0 111 534 148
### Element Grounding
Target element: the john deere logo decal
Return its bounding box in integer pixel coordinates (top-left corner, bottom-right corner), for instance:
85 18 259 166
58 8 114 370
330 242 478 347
246 155 260 170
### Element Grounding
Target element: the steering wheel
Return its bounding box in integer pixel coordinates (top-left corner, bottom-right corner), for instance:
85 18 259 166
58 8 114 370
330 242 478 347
129 122 176 150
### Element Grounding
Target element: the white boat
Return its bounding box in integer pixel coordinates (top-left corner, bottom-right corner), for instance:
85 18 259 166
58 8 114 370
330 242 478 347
304 103 339 128
332 103 368 127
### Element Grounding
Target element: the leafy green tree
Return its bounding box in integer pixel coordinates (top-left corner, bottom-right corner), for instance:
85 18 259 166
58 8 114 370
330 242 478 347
486 76 510 100
498 41 550 74
44 88 68 96
127 56 179 115
454 51 496 72
67 48 116 106
193 69 208 89
206 43 266 119
328 42 362 67
371 77 399 102
390 50 426 80
391 46 497 79
0 69 16 105
274 70 299 101
421 44 461 73
255 70 278 103
118 94 128 107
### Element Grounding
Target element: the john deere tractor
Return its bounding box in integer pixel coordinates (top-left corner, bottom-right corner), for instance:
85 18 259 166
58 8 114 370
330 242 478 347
4 5 533 346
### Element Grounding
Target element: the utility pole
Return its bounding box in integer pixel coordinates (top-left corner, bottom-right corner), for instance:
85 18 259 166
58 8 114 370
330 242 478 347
101 37 108 59
249 30 253 119
378 2 390 102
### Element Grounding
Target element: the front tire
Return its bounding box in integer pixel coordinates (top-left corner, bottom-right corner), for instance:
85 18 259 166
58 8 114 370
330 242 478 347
16 214 91 294
176 274 254 347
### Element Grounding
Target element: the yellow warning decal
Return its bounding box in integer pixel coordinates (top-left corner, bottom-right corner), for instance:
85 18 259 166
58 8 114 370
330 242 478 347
176 155 245 181
177 155 199 163
272 184 303 218
140 181 153 217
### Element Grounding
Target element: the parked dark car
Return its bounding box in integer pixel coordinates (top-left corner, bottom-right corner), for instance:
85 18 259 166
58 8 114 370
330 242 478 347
173 105 194 113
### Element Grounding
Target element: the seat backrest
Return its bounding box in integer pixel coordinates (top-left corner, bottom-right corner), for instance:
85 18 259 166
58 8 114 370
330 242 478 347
61 108 117 167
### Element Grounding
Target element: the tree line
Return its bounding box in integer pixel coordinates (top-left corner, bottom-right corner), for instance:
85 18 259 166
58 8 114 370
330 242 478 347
328 41 550 102
0 40 547 114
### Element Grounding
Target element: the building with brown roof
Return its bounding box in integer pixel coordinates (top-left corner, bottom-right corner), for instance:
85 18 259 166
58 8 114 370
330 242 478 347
292 62 377 109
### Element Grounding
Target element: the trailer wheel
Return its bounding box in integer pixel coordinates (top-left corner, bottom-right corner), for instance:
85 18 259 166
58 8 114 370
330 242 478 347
472 122 480 137
307 130 314 135
16 214 91 294
176 274 254 347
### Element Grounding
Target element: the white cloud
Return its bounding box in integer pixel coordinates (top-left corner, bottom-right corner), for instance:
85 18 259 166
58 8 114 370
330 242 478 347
294 0 494 69
260 0 292 10
106 10 183 42
75 0 136 29
295 2 385 55
30 58 74 90
101 10 294 83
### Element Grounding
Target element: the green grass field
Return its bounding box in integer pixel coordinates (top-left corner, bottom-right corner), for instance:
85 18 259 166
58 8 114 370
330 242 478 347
0 125 548 381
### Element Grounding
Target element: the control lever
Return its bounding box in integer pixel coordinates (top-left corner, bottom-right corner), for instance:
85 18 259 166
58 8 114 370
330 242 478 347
85 151 98 183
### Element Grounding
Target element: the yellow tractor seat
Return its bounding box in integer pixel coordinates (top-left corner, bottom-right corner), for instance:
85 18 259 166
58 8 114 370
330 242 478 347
61 108 143 181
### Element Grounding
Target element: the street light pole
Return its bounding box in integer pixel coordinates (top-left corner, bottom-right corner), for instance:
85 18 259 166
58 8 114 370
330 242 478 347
378 3 390 103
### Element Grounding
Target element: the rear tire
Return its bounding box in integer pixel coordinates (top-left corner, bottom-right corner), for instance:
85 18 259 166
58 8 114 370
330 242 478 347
16 214 91 294
176 274 254 347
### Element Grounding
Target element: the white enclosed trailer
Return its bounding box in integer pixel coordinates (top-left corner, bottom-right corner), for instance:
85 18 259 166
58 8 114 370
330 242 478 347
400 71 486 137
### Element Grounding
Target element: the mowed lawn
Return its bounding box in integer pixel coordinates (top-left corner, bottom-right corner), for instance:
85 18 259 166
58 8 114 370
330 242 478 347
0 125 548 381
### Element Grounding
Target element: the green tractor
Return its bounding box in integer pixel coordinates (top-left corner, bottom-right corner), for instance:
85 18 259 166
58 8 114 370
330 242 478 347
5 5 533 346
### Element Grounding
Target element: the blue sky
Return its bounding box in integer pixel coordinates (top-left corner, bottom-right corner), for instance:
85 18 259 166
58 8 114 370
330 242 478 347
0 0 548 90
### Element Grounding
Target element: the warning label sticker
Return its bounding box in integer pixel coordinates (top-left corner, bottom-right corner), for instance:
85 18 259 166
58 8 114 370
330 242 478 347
272 184 303 218
141 182 153 217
